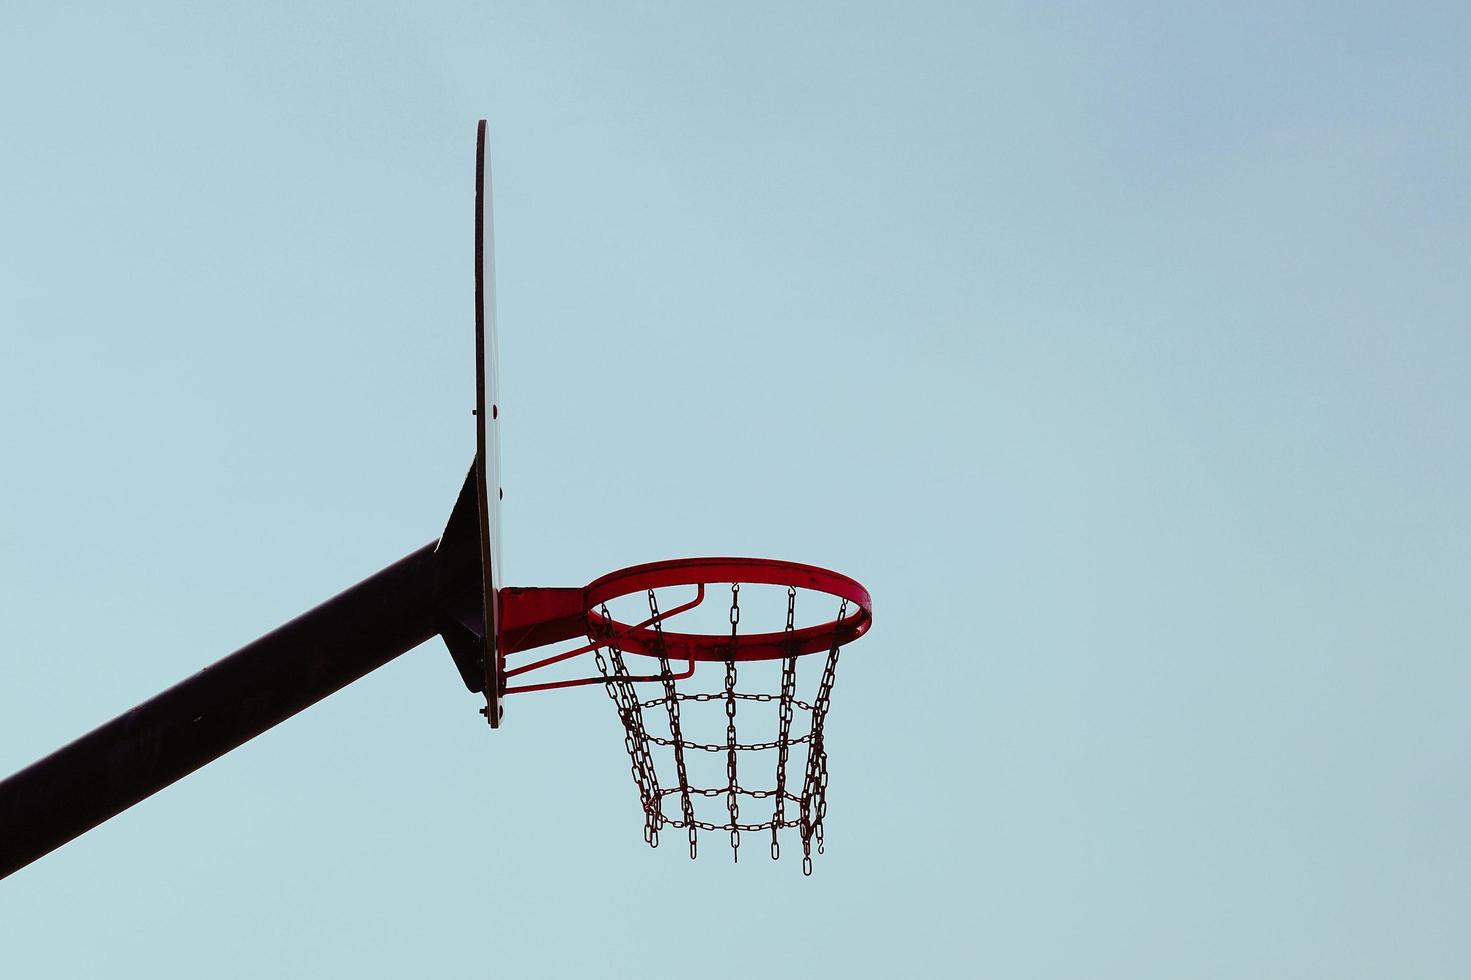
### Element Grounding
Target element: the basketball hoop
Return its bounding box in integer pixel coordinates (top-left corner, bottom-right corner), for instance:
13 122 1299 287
0 121 877 881
495 558 872 873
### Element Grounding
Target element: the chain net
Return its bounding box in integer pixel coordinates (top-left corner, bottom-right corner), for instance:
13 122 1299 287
590 583 848 875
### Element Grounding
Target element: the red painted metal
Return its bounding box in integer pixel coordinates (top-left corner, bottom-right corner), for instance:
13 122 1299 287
495 558 872 695
504 586 704 677
501 657 695 696
498 587 585 654
499 585 705 695
585 558 871 662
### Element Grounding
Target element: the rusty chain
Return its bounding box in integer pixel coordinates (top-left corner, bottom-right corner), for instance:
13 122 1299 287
724 582 741 861
590 587 849 874
799 598 847 874
773 586 798 860
638 691 820 711
648 587 698 858
590 602 661 846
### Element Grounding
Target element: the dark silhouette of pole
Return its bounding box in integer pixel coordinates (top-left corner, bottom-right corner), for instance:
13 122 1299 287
0 538 481 879
2 121 501 881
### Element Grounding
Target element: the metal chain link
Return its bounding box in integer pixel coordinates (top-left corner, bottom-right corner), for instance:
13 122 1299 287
644 731 813 753
724 583 741 861
772 586 798 859
639 691 820 711
590 603 661 846
799 598 847 875
591 585 850 874
651 787 805 832
648 588 698 858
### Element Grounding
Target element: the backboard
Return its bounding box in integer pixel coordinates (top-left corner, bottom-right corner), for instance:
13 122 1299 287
434 120 505 726
475 120 504 726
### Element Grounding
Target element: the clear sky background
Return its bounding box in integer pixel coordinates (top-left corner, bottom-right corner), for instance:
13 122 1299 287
3 2 1469 977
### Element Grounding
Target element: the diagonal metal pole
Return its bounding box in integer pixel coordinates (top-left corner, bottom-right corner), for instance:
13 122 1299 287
0 539 476 880
1 122 503 881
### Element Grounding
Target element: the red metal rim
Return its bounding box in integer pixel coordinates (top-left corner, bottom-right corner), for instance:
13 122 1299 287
582 557 872 662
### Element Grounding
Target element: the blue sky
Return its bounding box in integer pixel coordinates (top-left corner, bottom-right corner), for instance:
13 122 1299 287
2 2 1469 976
